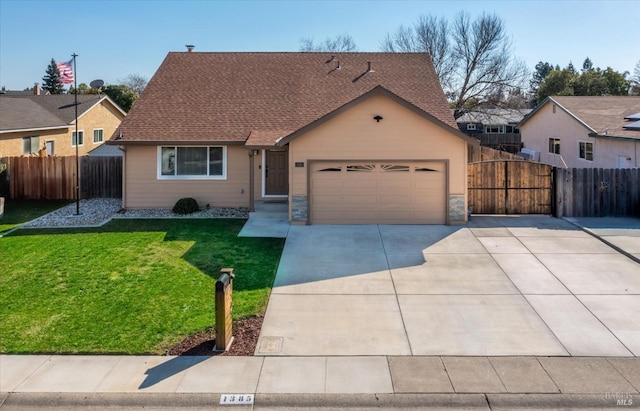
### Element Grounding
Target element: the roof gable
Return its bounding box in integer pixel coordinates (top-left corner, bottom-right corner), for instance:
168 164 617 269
0 94 125 133
273 85 478 146
116 52 459 145
520 96 640 140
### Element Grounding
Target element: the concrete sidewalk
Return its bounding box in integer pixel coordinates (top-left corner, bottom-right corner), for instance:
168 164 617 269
1 355 639 409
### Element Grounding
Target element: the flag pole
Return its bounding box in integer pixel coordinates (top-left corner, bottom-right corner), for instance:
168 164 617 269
72 53 80 215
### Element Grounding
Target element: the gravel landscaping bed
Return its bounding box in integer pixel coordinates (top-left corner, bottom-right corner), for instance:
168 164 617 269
21 198 249 228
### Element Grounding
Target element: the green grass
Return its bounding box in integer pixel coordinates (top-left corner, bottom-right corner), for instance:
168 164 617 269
0 219 284 354
0 200 71 235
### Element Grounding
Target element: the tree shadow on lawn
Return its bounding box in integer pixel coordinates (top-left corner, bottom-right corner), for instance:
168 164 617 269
4 219 283 387
6 218 285 293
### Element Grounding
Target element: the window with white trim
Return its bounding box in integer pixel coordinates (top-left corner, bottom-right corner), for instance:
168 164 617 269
23 136 40 154
72 130 84 147
548 138 560 155
158 146 226 179
93 129 104 143
484 125 505 134
579 141 593 161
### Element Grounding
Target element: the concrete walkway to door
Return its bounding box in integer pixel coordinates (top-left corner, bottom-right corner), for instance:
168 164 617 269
257 216 640 357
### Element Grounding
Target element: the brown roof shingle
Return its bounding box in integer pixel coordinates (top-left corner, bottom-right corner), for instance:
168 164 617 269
116 52 458 145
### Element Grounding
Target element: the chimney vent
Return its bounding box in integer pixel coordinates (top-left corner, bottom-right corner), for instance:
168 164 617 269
34 82 41 95
186 45 195 52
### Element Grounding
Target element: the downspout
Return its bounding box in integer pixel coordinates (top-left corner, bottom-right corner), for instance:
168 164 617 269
249 149 255 212
119 145 126 208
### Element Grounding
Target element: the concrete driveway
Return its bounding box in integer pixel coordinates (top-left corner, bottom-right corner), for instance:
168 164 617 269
256 216 640 356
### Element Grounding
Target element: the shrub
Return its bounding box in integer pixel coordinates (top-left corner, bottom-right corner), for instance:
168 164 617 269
172 197 199 215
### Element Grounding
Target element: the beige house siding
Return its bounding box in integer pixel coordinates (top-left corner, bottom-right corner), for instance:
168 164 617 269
75 100 124 156
521 102 640 168
123 145 251 209
0 100 124 157
0 128 67 157
288 93 467 224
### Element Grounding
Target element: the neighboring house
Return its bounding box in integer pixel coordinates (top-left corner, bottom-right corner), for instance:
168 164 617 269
87 143 122 157
519 96 640 168
111 52 478 225
457 108 531 153
0 92 126 157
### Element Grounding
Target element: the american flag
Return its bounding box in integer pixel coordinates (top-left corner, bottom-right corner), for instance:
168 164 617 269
56 59 74 84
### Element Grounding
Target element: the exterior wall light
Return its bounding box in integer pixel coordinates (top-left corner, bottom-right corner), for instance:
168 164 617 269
373 115 383 122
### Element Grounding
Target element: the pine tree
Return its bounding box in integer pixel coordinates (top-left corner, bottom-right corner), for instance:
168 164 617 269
42 58 65 94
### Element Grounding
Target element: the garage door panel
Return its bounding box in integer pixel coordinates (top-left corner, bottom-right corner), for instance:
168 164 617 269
311 161 447 225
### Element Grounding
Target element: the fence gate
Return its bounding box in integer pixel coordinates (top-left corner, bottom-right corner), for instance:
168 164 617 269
468 160 554 214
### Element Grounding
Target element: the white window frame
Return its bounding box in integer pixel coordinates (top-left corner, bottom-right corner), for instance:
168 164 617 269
93 128 104 144
72 130 84 147
157 145 227 180
23 135 40 154
484 125 505 134
578 141 594 161
548 137 561 155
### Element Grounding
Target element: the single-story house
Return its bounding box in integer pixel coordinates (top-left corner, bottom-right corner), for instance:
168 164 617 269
518 96 640 168
0 88 126 157
110 52 478 225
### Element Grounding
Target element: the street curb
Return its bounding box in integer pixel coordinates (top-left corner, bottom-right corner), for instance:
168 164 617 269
486 393 638 409
4 392 635 409
256 393 489 408
0 393 231 409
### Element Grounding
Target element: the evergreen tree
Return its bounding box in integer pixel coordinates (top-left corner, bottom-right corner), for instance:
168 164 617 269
42 58 65 94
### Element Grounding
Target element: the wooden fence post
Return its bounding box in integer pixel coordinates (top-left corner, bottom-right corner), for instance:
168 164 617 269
214 268 235 352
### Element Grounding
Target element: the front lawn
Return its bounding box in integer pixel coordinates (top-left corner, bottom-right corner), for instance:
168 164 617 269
0 219 284 354
0 200 70 235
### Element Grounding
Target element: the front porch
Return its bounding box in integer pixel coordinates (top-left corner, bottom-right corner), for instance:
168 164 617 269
238 200 290 238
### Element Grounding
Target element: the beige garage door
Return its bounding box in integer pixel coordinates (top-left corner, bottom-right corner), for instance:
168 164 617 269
310 161 446 224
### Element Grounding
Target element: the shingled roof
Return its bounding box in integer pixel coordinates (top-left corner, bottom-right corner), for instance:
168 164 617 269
0 97 66 132
521 96 640 140
115 52 458 146
0 94 124 132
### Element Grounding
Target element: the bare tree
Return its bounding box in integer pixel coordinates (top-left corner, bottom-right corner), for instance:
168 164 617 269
381 15 454 90
119 73 148 96
631 60 640 96
299 33 357 52
382 12 528 118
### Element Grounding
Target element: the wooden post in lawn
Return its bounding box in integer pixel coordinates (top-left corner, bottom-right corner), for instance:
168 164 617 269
214 268 234 351
0 197 4 218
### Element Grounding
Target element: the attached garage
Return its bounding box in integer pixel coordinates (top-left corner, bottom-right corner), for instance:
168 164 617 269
310 160 447 224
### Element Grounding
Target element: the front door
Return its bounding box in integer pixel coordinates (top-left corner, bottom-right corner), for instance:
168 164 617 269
265 149 288 196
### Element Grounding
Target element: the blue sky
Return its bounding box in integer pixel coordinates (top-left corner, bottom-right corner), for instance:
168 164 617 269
1 0 638 90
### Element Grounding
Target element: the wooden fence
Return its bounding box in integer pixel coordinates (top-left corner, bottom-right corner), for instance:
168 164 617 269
468 160 554 215
555 168 640 217
468 145 524 163
5 156 122 200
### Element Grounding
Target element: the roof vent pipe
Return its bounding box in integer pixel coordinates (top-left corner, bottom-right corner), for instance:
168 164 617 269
186 45 195 52
367 61 373 72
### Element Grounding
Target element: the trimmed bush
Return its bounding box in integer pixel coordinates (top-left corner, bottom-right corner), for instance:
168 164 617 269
172 197 199 215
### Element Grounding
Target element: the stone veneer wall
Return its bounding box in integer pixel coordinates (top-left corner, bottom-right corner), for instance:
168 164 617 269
449 195 466 223
292 195 308 222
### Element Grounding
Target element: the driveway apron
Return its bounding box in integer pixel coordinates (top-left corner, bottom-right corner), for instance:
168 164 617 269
257 216 639 356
